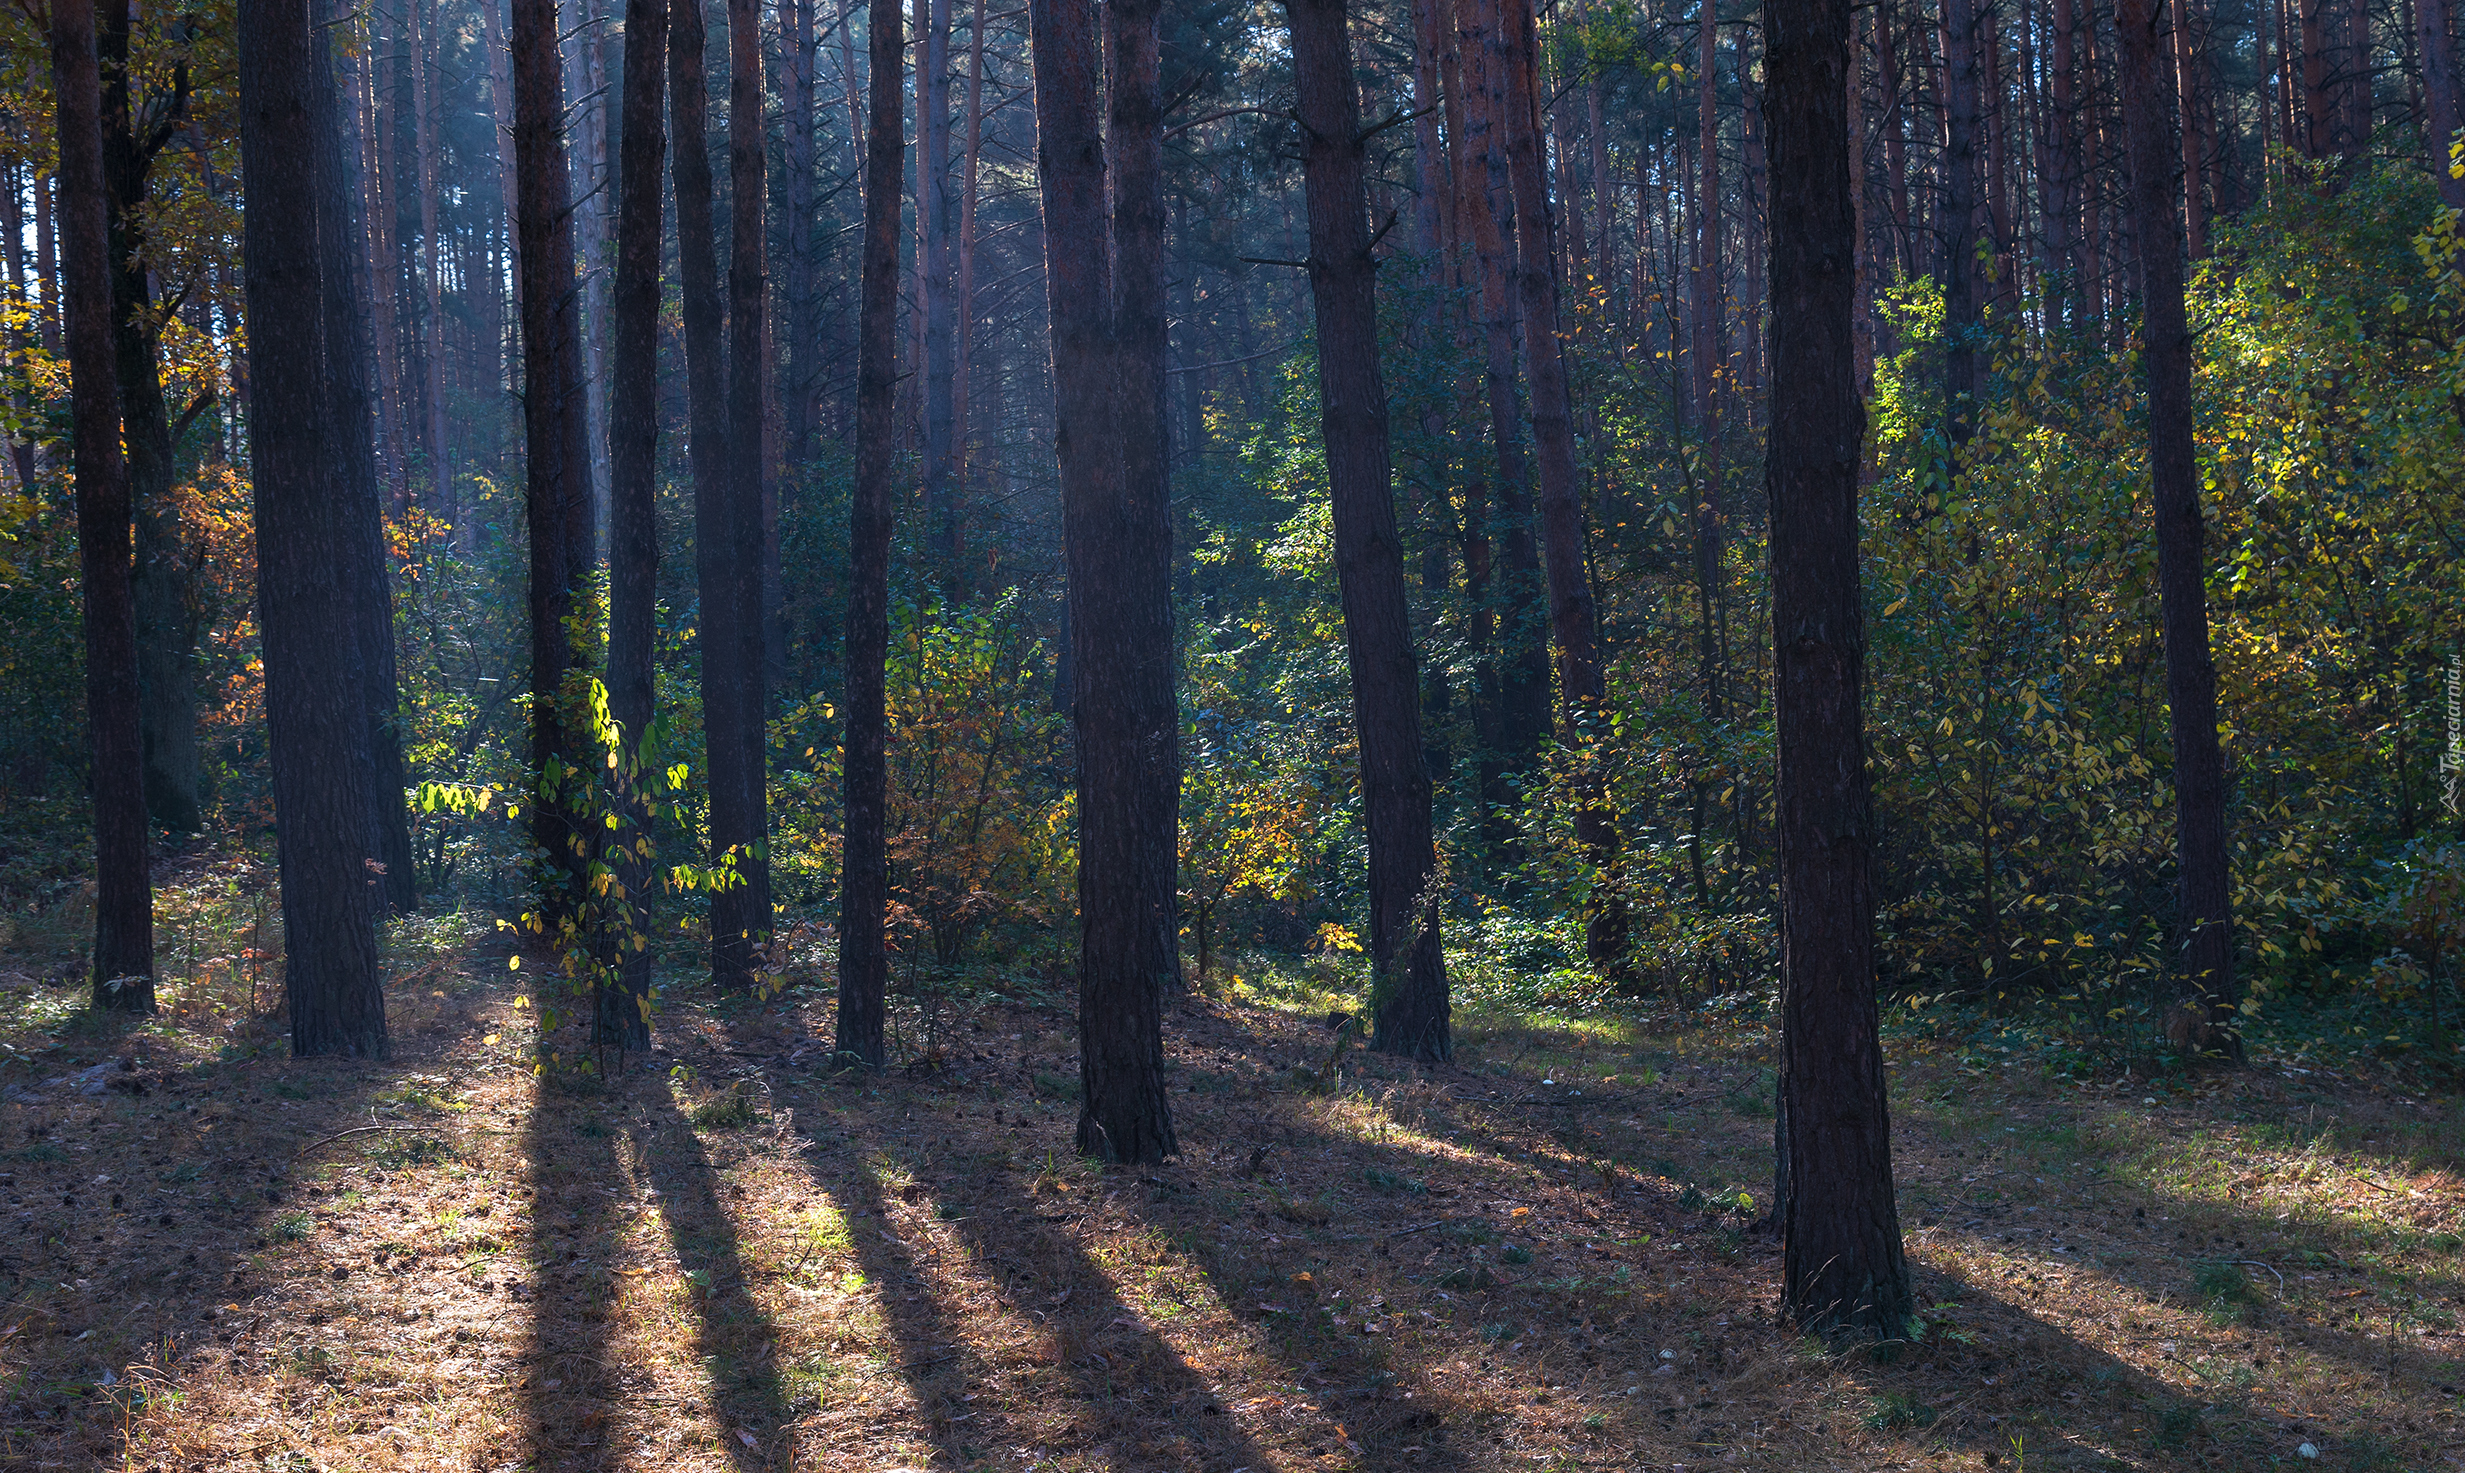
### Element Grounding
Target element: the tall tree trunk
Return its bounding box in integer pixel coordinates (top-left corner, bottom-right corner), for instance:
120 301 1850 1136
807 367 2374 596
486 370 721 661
1456 0 1551 846
675 0 745 987
98 3 203 837
411 0 451 505
2115 0 2238 1054
2304 0 2337 157
919 0 959 575
837 0 903 1068
239 0 390 1054
33 166 58 358
1030 0 1179 1161
1288 0 1451 1060
717 0 774 985
1504 0 1623 973
54 0 153 1013
512 0 599 938
605 0 669 1054
368 14 410 512
951 0 989 514
316 0 419 916
2422 0 2465 205
2046 0 2081 319
1940 0 1981 452
783 0 818 466
2175 0 2210 254
1880 0 1914 277
1089 0 1182 1159
1764 0 1909 1336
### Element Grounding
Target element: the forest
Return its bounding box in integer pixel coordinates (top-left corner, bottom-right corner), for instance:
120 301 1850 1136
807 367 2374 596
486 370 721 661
0 0 2461 1457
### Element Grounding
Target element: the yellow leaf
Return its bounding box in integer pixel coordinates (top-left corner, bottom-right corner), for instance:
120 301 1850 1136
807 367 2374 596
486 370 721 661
483 1034 500 1046
513 995 531 1010
508 956 521 971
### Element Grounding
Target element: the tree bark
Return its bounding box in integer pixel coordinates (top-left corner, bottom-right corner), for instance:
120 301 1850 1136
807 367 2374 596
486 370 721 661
920 0 959 575
98 2 203 836
1940 0 1981 452
1765 0 1910 1337
783 0 818 466
1032 0 1179 1162
411 0 451 505
2422 0 2465 206
837 0 904 1068
314 0 420 916
1455 0 1551 848
239 0 390 1054
512 0 599 936
715 0 775 986
55 0 154 1013
606 0 670 1053
2046 0 2081 319
1502 0 1623 973
2115 0 2238 1054
1287 0 1451 1061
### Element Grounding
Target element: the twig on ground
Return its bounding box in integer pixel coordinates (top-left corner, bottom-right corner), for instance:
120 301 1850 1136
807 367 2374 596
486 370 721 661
291 1124 434 1160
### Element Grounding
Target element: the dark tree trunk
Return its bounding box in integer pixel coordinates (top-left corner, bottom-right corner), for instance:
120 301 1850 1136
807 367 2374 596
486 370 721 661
2046 0 2082 320
837 0 902 1068
2423 0 2465 207
314 0 419 916
920 0 959 574
1502 0 1624 974
512 0 598 933
1765 0 1911 1337
54 0 153 1013
1107 0 1180 1012
1032 0 1178 1163
238 0 389 1055
604 0 669 1053
98 4 202 836
2115 0 2238 1054
1455 0 1551 859
672 0 746 986
717 0 774 984
1287 0 1451 1061
1940 0 1981 453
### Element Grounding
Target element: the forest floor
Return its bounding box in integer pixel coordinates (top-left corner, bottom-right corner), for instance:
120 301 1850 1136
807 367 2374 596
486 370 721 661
0 895 2461 1471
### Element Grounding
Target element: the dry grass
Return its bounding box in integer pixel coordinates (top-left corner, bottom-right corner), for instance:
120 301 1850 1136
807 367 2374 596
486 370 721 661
0 922 2459 1472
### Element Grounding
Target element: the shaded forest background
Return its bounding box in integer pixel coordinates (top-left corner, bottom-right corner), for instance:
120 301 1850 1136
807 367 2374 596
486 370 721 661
1 0 2463 1059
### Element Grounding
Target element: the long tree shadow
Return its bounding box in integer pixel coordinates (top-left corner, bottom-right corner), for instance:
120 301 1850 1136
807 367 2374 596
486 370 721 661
831 1150 1037 1469
516 1072 626 1472
639 1084 794 1469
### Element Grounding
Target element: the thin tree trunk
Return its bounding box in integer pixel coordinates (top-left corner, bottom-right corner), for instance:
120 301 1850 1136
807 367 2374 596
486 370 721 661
2175 0 2209 254
97 0 208 842
719 0 774 984
1287 0 1450 1059
1880 0 1913 278
512 0 599 938
2047 0 2081 318
1504 0 1622 973
1457 0 1551 823
605 0 669 1054
2304 0 2336 156
316 0 420 916
951 0 989 513
2115 0 2238 1054
2422 0 2465 205
837 0 903 1068
54 0 153 1013
239 0 390 1053
412 0 451 504
1030 0 1179 1161
33 165 57 358
920 0 958 574
1940 0 1981 451
369 13 410 512
675 0 746 987
1764 0 1909 1335
783 0 817 466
